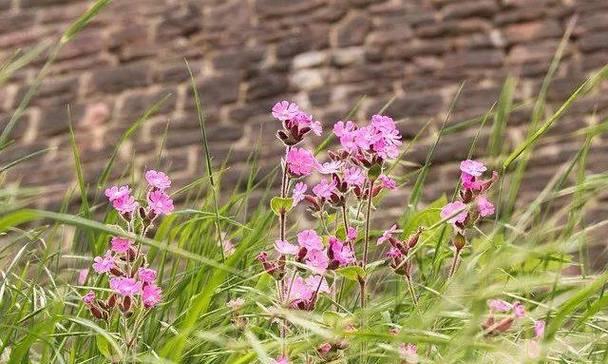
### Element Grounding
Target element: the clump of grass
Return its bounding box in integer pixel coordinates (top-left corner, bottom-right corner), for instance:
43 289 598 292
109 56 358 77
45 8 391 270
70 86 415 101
1 4 608 364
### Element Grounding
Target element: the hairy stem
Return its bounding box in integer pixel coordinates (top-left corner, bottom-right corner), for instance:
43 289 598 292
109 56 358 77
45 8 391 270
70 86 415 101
362 180 374 266
405 275 418 307
448 249 461 278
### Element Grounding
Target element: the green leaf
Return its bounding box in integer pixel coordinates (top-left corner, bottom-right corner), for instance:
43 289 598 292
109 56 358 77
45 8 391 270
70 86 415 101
335 224 346 240
402 195 448 239
336 266 366 281
270 197 293 216
95 335 114 361
368 164 382 181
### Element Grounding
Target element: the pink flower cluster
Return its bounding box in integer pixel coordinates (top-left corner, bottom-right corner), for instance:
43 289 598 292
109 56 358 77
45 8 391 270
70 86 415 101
104 170 174 218
483 298 528 335
333 114 402 161
377 225 422 278
273 100 322 146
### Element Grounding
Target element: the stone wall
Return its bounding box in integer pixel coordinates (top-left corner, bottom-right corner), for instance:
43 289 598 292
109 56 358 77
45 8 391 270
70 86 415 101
2 0 608 214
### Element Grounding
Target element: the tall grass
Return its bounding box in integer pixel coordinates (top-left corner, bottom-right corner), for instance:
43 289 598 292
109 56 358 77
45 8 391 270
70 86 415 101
1 5 608 364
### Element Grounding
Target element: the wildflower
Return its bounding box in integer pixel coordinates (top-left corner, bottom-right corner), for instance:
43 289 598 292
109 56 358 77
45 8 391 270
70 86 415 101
305 249 329 274
488 299 511 312
344 166 366 187
399 343 418 363
377 224 398 245
92 252 115 274
227 297 245 311
138 267 157 283
104 185 131 202
387 246 403 258
477 195 495 217
347 226 357 241
286 147 317 176
328 237 355 266
534 320 545 338
78 269 89 285
148 190 174 215
272 100 299 122
312 179 336 199
112 194 139 214
378 174 397 190
513 302 526 318
82 290 96 305
272 355 289 364
292 182 307 205
297 230 323 251
109 277 142 297
440 201 468 225
304 275 330 294
318 160 342 174
145 170 171 190
274 239 299 255
110 237 133 254
142 283 162 308
318 343 332 354
293 111 322 136
460 159 487 177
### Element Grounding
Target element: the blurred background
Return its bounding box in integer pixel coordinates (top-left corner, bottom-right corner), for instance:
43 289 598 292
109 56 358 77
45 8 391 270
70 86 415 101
1 0 607 223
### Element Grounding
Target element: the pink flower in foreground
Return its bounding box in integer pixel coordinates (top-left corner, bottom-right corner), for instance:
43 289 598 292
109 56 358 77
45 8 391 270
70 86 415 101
273 355 289 364
344 166 366 187
142 283 162 308
347 226 357 241
305 249 329 274
148 190 174 215
274 239 299 255
286 147 317 176
286 276 314 304
297 230 323 251
329 237 355 266
488 299 511 312
312 179 336 199
513 302 526 318
109 277 142 297
304 275 330 294
318 160 342 174
293 112 322 136
82 290 96 305
534 320 545 338
145 170 171 190
112 194 139 214
477 195 495 217
110 237 133 254
138 267 157 283
460 159 487 177
292 182 307 205
272 101 300 122
378 174 397 190
399 343 417 361
440 201 468 225
92 251 115 274
377 224 398 245
387 246 402 258
104 185 130 202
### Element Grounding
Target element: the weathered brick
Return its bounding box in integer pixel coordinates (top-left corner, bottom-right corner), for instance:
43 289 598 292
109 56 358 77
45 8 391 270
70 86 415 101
442 0 498 20
246 74 288 101
444 49 504 69
254 0 324 17
20 0 74 8
503 20 562 45
90 62 151 94
185 73 240 108
371 93 444 119
336 13 371 47
119 88 176 120
38 104 85 137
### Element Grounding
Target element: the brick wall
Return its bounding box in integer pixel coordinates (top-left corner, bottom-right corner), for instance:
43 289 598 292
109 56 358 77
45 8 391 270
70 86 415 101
2 0 608 213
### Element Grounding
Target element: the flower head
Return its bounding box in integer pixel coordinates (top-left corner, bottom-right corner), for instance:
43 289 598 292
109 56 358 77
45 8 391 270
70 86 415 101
142 283 162 308
109 277 142 297
297 230 323 251
477 195 495 217
273 355 289 364
329 237 355 266
378 175 397 190
312 179 336 199
377 224 398 245
399 343 417 361
344 166 366 187
145 170 171 190
272 101 299 122
111 194 138 214
92 251 115 274
110 237 133 254
292 182 307 205
347 227 357 241
305 249 329 274
534 320 545 338
274 239 299 255
318 160 342 174
488 299 511 312
138 267 157 283
440 201 468 225
227 297 245 311
148 190 174 215
82 290 96 305
460 160 487 177
286 148 318 176
304 275 330 294
513 302 526 318
104 185 131 202
78 269 89 285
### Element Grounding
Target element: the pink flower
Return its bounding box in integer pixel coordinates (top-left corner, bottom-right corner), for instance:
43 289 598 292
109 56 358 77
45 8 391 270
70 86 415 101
387 246 402 258
286 147 317 176
297 230 323 251
92 251 115 274
318 343 332 354
274 239 299 255
312 179 336 199
399 343 417 360
318 160 342 174
109 277 142 297
513 302 526 318
227 297 245 310
112 194 139 214
292 182 307 205
329 237 355 266
477 195 495 217
488 299 511 312
534 320 545 338
460 159 487 177
304 275 330 294
78 269 89 285
305 249 329 274
142 283 162 308
138 267 157 283
293 112 322 136
82 290 96 305
460 172 481 190
272 355 289 364
145 170 171 190
377 224 398 245
272 101 300 122
286 276 314 304
440 201 468 225
347 227 357 241
344 166 366 187
110 237 132 254
148 190 174 215
104 185 131 202
378 175 397 190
